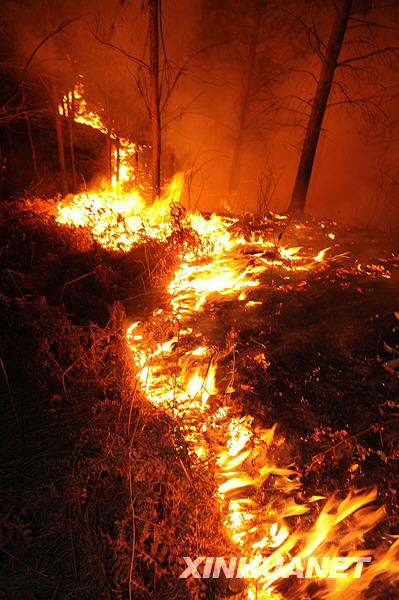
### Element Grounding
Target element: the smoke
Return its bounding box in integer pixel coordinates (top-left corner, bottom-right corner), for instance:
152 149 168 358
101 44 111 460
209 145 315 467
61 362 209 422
1 0 399 231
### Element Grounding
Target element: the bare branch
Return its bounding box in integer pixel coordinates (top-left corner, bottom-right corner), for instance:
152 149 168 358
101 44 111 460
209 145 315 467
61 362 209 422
161 93 202 129
160 38 235 112
281 7 327 62
22 14 89 78
348 15 398 30
339 46 399 65
90 26 150 70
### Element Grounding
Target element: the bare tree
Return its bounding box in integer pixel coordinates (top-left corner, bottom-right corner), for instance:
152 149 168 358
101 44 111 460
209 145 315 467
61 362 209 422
148 0 161 199
286 0 399 215
198 0 293 212
51 78 68 194
288 0 353 214
228 0 265 198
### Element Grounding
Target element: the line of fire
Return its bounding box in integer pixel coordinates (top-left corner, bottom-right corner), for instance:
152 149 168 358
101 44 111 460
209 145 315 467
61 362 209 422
1 1 399 599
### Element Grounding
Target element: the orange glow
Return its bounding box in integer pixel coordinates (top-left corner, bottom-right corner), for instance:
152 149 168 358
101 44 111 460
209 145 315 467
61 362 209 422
58 82 142 188
56 88 399 599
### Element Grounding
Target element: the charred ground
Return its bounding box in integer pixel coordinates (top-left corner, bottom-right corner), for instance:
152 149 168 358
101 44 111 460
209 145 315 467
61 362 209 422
0 201 399 599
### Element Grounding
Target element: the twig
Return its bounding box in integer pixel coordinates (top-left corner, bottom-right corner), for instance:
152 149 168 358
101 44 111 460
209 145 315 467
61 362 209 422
22 14 90 78
50 582 61 600
68 505 78 579
6 269 24 296
308 425 376 467
59 271 95 301
0 356 19 430
0 546 50 578
178 457 192 484
62 362 77 401
269 213 296 284
91 29 150 70
128 480 138 600
339 46 399 66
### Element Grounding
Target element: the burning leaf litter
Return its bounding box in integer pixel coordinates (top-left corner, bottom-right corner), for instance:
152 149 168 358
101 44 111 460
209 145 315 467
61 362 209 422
48 86 399 598
55 171 399 599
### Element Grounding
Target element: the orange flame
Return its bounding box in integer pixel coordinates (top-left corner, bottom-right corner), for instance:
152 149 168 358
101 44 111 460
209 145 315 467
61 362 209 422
56 88 399 599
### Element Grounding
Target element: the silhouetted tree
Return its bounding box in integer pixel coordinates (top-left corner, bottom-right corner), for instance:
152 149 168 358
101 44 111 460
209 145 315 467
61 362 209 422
228 0 266 198
287 0 399 215
148 0 161 199
288 0 353 214
198 0 295 211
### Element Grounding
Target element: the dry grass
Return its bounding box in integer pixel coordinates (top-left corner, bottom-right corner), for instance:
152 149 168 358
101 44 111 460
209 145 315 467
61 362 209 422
0 200 228 600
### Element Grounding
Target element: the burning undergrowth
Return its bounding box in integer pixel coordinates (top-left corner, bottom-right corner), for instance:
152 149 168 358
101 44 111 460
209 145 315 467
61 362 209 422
0 200 227 600
1 185 399 600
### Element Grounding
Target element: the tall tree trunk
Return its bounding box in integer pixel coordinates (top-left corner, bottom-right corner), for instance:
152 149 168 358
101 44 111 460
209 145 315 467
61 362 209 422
105 125 112 187
148 0 161 200
105 88 113 186
116 136 120 184
0 147 7 202
68 89 77 191
46 8 67 195
106 130 112 186
288 0 353 214
51 81 68 195
21 85 38 179
228 1 263 203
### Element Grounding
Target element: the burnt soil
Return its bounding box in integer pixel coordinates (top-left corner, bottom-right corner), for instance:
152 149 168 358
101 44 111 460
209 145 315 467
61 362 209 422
0 201 399 599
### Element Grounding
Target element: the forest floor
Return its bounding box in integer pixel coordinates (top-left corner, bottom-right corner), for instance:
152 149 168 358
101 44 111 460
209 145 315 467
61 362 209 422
0 199 399 600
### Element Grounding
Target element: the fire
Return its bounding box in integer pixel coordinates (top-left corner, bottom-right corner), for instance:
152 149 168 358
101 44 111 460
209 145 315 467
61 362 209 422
58 82 143 188
56 88 399 599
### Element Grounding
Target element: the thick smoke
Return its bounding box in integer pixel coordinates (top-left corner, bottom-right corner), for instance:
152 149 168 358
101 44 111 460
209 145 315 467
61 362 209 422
1 0 399 231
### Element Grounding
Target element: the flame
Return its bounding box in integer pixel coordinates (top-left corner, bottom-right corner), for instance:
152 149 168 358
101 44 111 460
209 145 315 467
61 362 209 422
314 246 331 262
58 82 143 188
56 87 399 599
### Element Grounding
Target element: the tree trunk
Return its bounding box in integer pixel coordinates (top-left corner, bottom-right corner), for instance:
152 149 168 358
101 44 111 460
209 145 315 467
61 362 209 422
46 9 68 195
51 81 68 195
68 89 77 191
116 136 120 184
148 0 161 200
105 89 113 186
288 0 353 214
228 1 263 204
21 85 38 179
